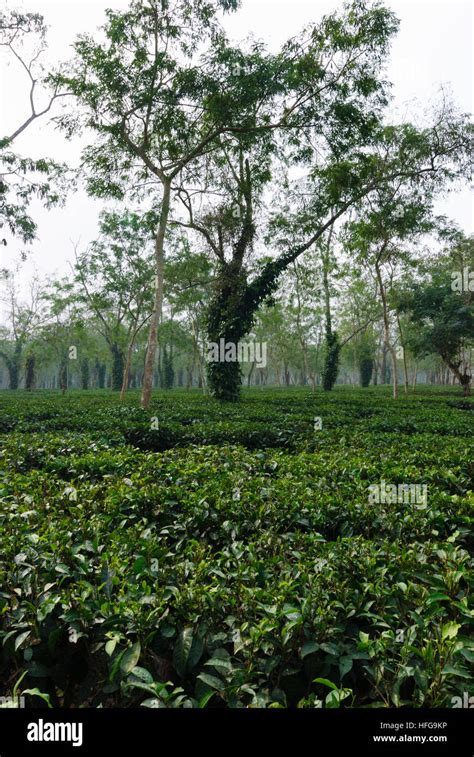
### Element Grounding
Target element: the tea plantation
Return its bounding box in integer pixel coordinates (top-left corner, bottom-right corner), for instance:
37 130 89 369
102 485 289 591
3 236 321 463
0 387 472 708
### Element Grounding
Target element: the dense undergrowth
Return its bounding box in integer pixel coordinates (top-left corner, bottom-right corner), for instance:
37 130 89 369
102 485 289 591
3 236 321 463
0 387 472 708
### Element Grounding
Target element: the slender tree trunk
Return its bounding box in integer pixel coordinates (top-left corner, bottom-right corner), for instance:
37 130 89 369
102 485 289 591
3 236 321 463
401 352 408 394
247 360 255 387
120 330 138 401
373 356 379 386
321 229 340 391
80 357 90 390
192 322 207 393
97 361 106 389
120 347 132 400
381 347 387 384
186 367 193 389
59 358 67 395
396 313 409 395
141 180 171 409
376 263 398 399
292 261 310 389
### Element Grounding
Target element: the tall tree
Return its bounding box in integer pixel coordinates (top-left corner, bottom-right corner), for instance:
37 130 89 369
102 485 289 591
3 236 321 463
54 0 252 408
399 236 474 396
70 210 155 391
341 103 471 398
0 9 66 243
57 0 404 404
0 267 43 388
178 2 470 399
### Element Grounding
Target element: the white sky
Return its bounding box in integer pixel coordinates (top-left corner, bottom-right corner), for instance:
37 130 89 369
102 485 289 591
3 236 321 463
0 0 472 294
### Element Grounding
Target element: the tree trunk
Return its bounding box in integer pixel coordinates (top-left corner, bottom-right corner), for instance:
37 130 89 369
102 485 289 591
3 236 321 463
0 344 22 390
442 355 471 397
381 347 387 384
321 230 340 391
375 262 398 399
206 260 247 401
97 361 106 389
110 343 125 392
120 331 138 401
247 360 255 387
80 357 90 390
373 356 379 386
59 359 67 395
141 179 171 409
292 261 310 389
396 313 409 394
8 359 19 390
25 354 35 390
186 365 194 389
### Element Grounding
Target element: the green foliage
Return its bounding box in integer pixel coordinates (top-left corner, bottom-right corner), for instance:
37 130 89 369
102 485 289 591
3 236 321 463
0 0 472 714
0 387 472 707
401 281 473 360
398 245 474 395
0 11 66 242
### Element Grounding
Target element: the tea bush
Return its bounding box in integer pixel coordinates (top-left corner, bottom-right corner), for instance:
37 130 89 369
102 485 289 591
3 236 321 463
0 387 472 708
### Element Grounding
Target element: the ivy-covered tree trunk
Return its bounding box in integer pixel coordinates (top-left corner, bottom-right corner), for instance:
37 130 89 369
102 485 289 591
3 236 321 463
110 343 124 392
80 357 90 390
321 240 340 391
25 354 35 390
8 359 20 390
95 360 106 389
322 331 341 391
206 262 249 401
0 344 22 389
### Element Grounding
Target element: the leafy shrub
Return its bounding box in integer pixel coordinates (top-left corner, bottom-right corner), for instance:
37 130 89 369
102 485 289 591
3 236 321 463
0 387 472 708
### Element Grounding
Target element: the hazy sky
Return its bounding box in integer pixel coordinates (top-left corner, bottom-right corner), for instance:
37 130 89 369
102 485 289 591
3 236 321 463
1 0 472 294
